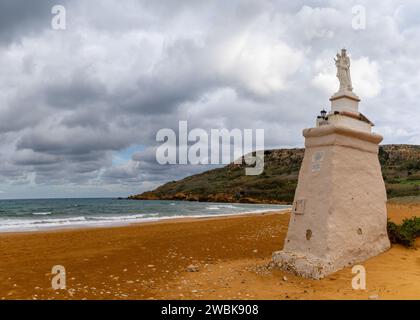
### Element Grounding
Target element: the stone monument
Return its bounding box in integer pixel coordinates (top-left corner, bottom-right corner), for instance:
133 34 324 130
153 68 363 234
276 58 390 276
272 49 390 279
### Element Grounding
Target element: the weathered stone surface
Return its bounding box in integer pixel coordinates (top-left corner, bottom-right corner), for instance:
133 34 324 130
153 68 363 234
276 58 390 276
273 125 390 279
273 49 390 279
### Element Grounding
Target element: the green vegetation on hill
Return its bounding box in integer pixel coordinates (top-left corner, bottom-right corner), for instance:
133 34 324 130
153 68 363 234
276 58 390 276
388 217 420 247
130 145 420 204
380 145 420 198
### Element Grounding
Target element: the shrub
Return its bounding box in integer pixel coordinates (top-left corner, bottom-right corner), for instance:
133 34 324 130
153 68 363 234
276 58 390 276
387 217 420 247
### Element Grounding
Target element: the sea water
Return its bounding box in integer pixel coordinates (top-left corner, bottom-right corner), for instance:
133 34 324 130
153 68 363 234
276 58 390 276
0 198 290 232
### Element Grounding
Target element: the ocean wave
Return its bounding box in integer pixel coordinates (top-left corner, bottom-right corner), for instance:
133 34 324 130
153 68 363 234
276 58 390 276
0 213 164 232
0 201 291 233
206 204 239 210
90 213 159 221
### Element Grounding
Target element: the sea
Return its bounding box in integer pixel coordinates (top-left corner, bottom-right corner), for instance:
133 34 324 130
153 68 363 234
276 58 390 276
0 198 290 233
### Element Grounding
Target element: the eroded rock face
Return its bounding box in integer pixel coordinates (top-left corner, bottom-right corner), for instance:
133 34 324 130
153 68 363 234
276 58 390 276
127 145 420 204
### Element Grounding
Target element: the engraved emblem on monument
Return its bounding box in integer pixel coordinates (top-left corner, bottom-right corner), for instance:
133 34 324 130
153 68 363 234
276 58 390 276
293 199 306 215
311 151 325 172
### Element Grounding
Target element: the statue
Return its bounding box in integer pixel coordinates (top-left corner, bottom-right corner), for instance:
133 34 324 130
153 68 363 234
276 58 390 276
273 48 389 280
334 48 353 92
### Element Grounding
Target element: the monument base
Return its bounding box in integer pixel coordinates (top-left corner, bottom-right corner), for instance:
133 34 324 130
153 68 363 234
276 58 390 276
272 250 335 279
272 124 390 279
272 238 390 279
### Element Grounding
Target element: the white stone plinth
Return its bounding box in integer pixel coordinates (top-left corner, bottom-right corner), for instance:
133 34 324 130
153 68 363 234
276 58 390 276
272 125 390 279
330 91 360 113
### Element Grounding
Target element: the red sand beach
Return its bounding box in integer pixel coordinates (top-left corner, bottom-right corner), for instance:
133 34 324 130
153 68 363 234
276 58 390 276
0 202 419 300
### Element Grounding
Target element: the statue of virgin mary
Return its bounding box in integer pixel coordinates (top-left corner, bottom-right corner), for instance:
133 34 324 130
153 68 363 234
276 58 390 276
334 49 353 92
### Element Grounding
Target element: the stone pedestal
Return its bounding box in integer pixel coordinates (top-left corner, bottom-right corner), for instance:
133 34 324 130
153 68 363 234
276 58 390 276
272 124 390 279
330 91 360 113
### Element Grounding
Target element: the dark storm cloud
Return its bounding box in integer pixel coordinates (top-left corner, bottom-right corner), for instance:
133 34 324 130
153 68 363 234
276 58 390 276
16 127 130 155
12 149 61 166
0 0 419 198
45 73 108 110
0 0 65 45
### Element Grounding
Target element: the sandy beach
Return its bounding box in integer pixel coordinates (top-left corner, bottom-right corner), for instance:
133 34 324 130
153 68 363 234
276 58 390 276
0 202 419 300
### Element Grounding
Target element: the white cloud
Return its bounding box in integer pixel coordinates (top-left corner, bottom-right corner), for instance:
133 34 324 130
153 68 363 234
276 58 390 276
311 59 337 95
294 6 342 40
351 57 381 98
219 30 304 95
312 55 381 98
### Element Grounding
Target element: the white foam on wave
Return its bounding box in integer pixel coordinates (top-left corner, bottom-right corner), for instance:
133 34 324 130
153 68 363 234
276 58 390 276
206 206 220 210
0 206 291 233
206 204 240 210
90 213 159 221
32 212 52 216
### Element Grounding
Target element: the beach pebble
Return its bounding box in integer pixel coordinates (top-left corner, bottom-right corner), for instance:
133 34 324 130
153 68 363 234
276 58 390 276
252 249 258 253
283 276 288 282
368 294 380 300
147 265 155 268
186 264 200 272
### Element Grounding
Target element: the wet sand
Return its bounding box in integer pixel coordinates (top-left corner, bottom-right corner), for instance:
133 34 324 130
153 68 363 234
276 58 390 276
0 203 419 300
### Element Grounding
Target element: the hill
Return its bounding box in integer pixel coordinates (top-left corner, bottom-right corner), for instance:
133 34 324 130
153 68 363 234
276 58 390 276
129 145 420 204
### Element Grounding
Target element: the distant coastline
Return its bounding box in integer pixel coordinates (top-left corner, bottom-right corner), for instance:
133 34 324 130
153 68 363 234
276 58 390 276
129 145 420 204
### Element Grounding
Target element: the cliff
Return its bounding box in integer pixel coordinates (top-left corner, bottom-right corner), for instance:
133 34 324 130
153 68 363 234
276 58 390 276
129 145 420 204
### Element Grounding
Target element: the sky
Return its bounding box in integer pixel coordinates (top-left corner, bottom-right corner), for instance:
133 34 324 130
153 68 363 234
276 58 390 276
0 0 419 199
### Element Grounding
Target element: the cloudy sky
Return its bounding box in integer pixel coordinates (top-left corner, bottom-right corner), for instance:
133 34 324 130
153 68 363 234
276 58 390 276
0 0 419 199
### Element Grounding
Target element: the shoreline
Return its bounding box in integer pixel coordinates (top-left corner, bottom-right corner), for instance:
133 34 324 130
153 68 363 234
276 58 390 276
0 208 291 235
0 200 417 235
